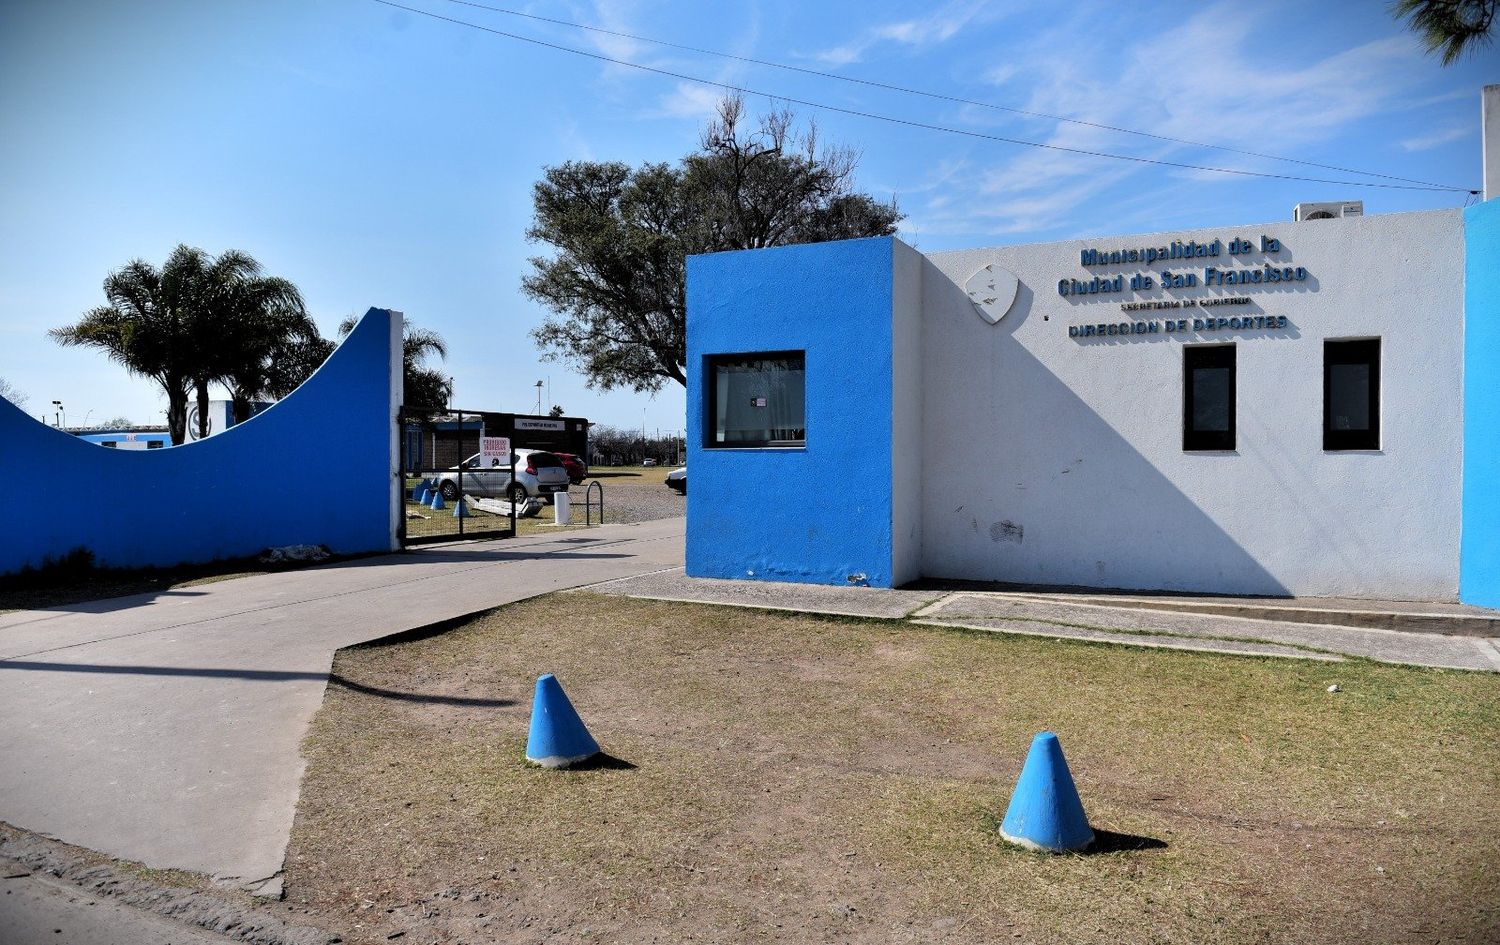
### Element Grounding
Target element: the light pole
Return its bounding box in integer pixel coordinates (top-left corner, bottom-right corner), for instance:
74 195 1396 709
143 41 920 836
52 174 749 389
534 380 544 415
51 400 64 428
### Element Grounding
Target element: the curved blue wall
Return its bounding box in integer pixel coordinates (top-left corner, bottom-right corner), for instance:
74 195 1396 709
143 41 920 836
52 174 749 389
0 308 400 575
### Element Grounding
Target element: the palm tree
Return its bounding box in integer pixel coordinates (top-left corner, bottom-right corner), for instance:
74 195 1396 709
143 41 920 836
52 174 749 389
202 251 320 424
51 255 196 443
170 248 311 438
338 316 452 408
52 245 313 444
1393 0 1496 64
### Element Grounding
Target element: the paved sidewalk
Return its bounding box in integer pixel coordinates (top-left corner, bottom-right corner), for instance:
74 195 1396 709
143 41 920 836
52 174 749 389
0 519 684 894
589 569 1500 672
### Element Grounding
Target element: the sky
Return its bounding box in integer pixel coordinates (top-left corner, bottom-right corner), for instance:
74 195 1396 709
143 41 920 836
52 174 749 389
0 0 1494 436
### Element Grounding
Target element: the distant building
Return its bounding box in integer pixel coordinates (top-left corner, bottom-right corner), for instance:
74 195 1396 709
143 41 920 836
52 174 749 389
401 412 589 472
73 427 172 450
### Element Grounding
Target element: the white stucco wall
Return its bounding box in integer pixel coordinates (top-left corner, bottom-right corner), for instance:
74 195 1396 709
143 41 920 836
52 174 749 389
891 240 925 585
917 209 1465 599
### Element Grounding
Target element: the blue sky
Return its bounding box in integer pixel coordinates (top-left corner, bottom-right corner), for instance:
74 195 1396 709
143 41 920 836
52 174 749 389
1 0 1493 435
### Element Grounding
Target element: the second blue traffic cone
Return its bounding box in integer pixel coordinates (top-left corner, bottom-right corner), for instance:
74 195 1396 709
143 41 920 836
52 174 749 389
999 732 1095 853
429 491 445 510
453 498 468 518
525 674 600 768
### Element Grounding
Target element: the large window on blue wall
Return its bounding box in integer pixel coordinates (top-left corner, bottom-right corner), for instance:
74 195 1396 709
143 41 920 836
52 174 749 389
706 352 806 448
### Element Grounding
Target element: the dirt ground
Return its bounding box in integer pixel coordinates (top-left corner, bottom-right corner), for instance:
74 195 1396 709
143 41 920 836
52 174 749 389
286 594 1500 945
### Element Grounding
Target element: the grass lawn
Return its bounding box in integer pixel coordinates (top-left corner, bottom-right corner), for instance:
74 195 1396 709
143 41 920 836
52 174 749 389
590 463 678 485
401 492 618 541
287 594 1500 944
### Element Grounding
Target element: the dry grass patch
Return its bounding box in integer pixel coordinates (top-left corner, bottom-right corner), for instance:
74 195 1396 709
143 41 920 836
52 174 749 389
287 594 1500 944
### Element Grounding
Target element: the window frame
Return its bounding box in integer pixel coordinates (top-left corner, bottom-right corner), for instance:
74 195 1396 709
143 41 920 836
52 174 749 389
1182 344 1237 452
1323 338 1381 451
703 350 807 450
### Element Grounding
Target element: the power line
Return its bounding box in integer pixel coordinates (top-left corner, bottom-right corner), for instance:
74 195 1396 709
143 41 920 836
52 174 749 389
368 0 1477 195
432 0 1472 192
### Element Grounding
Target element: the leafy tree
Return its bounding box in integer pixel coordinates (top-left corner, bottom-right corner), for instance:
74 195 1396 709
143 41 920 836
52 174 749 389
548 404 565 418
202 252 317 424
338 317 451 409
51 245 312 443
0 377 26 409
51 253 198 444
263 335 336 402
1393 0 1496 63
524 96 902 393
102 416 135 429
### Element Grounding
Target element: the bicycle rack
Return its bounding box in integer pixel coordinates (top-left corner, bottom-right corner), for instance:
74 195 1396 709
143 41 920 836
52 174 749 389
582 480 605 526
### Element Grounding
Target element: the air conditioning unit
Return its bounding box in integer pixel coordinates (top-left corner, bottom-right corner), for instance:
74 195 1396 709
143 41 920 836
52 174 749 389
1293 201 1363 221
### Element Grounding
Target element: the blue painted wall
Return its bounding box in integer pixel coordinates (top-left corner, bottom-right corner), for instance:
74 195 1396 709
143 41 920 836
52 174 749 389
0 309 399 575
1462 201 1500 607
685 237 899 587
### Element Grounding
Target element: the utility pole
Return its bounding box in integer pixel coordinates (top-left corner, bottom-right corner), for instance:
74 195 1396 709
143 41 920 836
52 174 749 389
534 380 543 415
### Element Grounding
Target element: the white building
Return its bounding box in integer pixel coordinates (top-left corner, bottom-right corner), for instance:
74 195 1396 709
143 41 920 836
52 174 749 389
684 86 1500 607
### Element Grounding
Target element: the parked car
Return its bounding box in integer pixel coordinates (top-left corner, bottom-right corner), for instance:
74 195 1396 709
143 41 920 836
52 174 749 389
432 449 570 504
665 466 686 495
642 457 658 467
553 451 588 484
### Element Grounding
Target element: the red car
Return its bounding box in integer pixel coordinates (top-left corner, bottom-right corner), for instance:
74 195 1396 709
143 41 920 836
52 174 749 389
554 452 589 484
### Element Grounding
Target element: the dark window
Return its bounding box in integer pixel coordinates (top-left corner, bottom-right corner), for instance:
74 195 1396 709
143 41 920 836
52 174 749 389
146 441 164 449
1183 345 1236 451
706 351 806 448
100 441 117 448
1324 339 1380 450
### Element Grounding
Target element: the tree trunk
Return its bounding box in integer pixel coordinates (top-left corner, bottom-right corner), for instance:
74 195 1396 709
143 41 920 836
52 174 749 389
230 392 251 425
165 387 189 445
196 380 210 440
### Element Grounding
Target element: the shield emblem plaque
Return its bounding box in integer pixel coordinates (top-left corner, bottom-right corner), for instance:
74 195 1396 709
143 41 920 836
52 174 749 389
965 264 1019 325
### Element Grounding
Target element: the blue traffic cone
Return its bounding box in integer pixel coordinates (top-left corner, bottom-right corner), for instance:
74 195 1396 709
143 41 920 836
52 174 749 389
999 732 1094 852
453 498 468 518
430 491 445 511
415 485 430 504
525 674 600 768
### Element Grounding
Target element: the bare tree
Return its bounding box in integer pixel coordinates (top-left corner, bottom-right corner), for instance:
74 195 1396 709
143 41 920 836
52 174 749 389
0 377 26 409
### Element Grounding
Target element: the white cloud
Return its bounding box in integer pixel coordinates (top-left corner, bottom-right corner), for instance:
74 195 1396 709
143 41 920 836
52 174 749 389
811 0 995 65
900 1 1439 242
566 0 760 125
655 81 725 120
1400 124 1472 151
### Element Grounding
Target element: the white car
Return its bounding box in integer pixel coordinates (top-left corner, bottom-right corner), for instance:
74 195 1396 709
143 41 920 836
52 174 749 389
665 466 686 495
432 449 570 504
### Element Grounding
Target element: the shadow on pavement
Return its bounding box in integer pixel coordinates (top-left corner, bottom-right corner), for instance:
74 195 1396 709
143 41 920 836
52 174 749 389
0 660 515 708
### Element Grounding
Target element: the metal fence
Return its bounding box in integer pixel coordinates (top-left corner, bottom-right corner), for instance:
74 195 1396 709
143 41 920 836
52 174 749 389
398 409 517 545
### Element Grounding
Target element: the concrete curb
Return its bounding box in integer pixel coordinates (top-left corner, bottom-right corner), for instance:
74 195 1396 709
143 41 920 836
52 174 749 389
0 825 339 945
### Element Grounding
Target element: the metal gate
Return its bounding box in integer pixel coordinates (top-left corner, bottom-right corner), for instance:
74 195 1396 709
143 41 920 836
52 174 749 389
397 408 517 545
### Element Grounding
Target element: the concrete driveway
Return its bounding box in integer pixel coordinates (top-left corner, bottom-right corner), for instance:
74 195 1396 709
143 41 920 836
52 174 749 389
0 519 683 894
